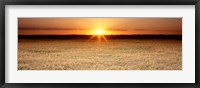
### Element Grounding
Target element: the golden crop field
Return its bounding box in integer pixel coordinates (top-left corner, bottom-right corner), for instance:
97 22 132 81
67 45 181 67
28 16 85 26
18 39 182 70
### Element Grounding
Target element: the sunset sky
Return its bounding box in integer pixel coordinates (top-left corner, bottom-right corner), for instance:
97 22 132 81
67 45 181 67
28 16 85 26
18 18 182 35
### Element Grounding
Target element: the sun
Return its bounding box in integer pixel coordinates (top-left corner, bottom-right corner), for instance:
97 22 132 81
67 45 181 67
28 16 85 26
96 29 104 35
87 28 108 42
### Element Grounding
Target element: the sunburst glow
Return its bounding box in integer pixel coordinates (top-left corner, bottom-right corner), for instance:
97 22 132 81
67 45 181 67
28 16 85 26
87 28 107 42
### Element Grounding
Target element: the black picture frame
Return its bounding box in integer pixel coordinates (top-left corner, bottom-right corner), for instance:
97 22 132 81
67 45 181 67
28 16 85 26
0 0 200 88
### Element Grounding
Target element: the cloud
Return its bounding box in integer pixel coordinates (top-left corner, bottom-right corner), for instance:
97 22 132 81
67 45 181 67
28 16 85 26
133 28 181 32
18 27 86 30
133 29 149 31
108 28 128 31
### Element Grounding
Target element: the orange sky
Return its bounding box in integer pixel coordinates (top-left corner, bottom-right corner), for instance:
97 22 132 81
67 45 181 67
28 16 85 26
18 18 182 35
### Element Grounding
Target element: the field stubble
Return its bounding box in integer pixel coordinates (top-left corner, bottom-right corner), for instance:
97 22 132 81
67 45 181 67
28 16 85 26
18 39 182 70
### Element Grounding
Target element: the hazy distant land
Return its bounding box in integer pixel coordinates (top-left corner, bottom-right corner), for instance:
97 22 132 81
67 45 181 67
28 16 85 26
18 34 182 39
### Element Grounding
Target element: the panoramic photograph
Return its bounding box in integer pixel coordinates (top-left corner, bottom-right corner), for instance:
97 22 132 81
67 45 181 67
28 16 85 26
18 18 182 70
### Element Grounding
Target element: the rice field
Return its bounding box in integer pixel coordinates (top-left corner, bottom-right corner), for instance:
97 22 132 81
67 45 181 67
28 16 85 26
18 39 182 70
